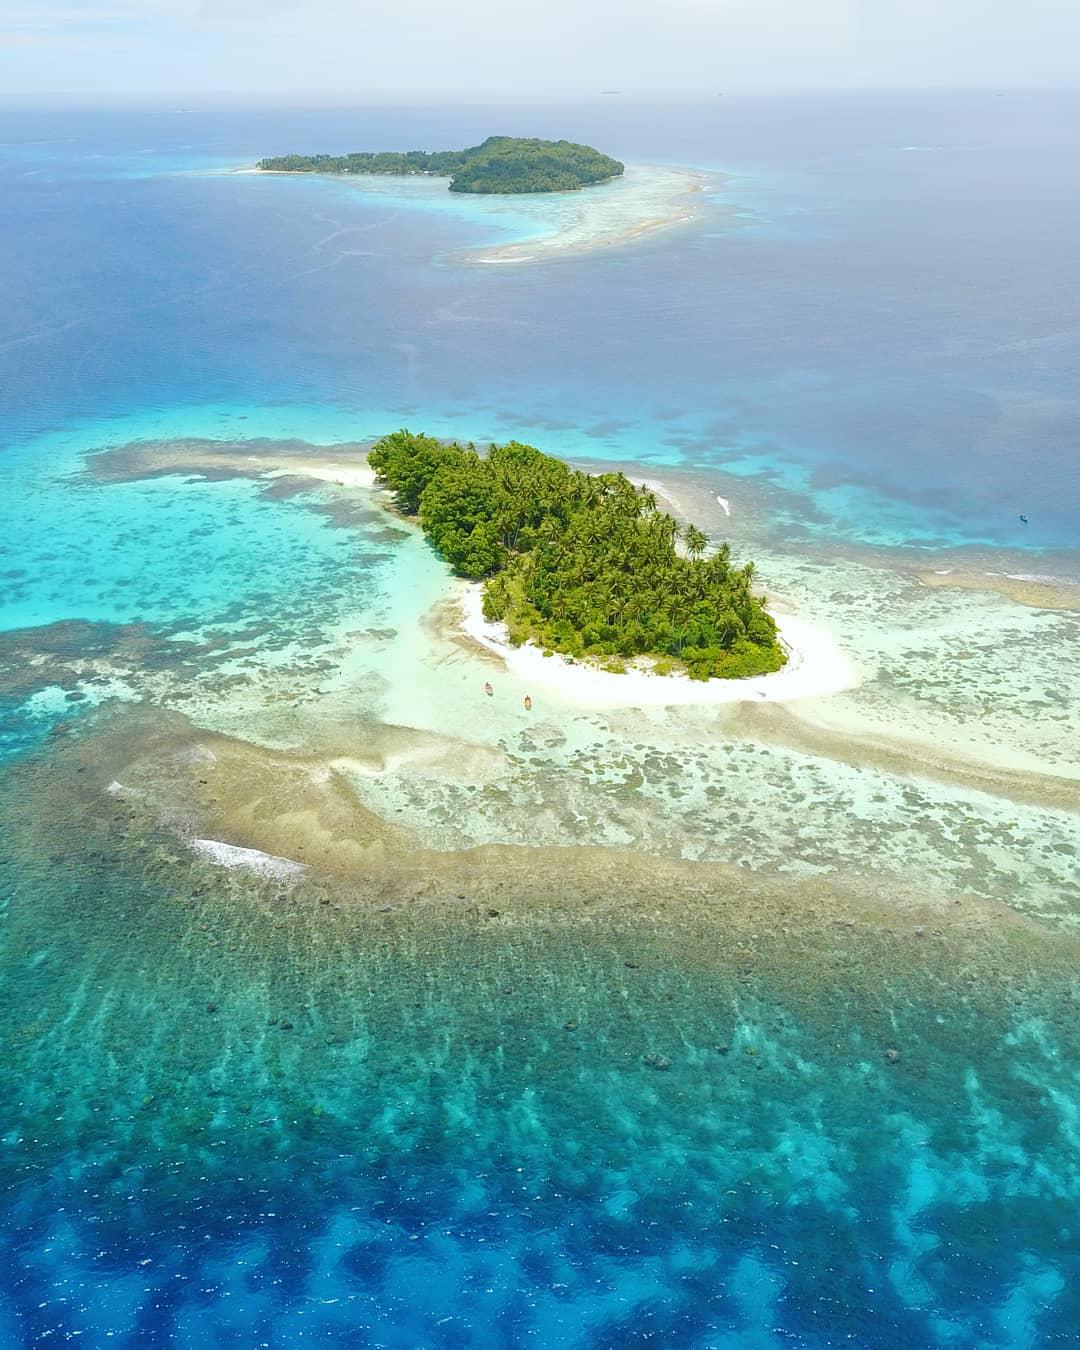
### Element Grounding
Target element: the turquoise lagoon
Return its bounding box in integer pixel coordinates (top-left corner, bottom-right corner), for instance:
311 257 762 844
1 95 1079 1345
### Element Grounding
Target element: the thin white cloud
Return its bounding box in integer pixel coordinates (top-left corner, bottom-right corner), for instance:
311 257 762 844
2 0 1078 95
0 1 190 28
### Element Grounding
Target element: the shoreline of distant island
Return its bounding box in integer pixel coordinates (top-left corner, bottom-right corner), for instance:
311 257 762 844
256 136 625 195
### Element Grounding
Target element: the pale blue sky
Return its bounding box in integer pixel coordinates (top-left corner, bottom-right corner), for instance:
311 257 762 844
2 0 1078 97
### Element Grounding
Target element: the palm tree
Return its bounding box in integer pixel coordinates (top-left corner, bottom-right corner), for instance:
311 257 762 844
683 524 708 560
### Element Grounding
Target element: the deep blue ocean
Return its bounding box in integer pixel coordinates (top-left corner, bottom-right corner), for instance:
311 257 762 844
4 93 1080 551
1 93 1078 1346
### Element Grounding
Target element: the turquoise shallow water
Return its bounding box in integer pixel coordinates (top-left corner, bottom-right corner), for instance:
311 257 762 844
2 96 1079 1345
1 736 1077 1345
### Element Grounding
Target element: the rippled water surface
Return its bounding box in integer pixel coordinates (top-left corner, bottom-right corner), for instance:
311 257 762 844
2 727 1077 1347
1 94 1078 1346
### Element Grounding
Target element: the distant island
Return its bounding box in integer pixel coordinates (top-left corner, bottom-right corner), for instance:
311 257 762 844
369 431 786 680
256 136 625 195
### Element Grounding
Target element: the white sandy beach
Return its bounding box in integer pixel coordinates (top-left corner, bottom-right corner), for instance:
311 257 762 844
458 585 857 709
320 456 857 708
245 448 857 710
157 447 855 710
264 462 377 489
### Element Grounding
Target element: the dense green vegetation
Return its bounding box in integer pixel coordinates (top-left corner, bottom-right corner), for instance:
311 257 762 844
257 136 624 194
368 430 786 681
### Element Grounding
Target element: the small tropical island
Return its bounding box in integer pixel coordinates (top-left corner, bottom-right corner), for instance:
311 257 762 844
256 136 625 195
369 430 786 680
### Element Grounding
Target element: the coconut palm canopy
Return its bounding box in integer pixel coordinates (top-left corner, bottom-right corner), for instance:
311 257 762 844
368 430 785 680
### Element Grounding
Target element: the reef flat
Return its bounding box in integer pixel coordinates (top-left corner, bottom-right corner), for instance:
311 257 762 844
2 430 1078 1341
2 699 1077 1342
461 164 711 264
62 436 1080 920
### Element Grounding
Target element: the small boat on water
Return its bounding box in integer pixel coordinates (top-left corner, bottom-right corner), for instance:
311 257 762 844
523 694 533 711
484 681 493 696
1018 513 1029 524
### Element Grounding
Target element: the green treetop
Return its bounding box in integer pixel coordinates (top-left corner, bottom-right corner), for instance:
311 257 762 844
257 137 624 195
368 430 786 681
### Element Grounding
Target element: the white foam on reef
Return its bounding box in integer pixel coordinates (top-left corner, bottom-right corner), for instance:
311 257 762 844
188 838 307 880
458 585 858 710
